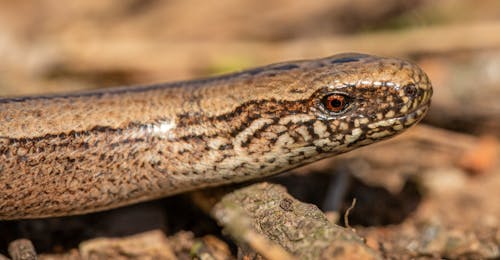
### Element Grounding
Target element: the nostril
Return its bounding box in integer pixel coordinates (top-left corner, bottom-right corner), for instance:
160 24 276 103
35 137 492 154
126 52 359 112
404 84 418 98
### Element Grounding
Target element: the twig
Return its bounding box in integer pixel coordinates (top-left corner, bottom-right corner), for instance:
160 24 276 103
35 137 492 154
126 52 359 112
344 198 357 230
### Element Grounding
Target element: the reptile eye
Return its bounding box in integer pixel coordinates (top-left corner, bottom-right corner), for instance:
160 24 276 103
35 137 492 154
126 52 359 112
322 94 350 113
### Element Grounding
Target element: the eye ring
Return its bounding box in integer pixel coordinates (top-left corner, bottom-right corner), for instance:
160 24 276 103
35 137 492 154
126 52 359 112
321 93 351 114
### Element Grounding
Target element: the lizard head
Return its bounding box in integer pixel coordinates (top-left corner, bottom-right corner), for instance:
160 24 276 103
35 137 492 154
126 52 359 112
303 53 433 153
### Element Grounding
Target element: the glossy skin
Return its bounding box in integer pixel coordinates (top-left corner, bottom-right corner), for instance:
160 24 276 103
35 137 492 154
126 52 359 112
0 53 432 219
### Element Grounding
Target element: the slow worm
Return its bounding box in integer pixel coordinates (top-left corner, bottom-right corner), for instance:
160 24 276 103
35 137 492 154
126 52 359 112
0 53 432 219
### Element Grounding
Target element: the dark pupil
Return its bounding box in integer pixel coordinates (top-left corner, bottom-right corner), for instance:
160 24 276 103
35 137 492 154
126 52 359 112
330 99 342 108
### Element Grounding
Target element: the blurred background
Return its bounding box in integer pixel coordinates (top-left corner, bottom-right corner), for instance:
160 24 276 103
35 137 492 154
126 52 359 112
0 0 499 259
0 0 499 134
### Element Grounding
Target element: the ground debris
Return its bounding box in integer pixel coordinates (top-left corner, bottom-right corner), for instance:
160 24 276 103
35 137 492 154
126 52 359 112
78 230 176 260
7 239 36 260
212 182 381 260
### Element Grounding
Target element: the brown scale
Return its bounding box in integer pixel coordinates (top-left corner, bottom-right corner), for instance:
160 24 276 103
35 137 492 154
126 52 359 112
0 53 432 219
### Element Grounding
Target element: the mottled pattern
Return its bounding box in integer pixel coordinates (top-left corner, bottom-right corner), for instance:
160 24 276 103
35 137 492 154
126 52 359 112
0 53 432 219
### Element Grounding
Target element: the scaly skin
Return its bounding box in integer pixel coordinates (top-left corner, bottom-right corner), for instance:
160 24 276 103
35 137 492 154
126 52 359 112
0 53 432 219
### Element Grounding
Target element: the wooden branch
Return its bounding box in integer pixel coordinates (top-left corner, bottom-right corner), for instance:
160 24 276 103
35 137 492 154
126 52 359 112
211 182 381 259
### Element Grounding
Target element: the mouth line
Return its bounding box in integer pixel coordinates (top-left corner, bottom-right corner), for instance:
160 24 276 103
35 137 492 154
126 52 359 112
367 104 429 130
394 103 429 122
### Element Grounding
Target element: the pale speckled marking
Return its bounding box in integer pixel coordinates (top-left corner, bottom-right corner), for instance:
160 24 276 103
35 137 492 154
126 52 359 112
354 119 360 128
313 121 329 138
404 115 417 126
278 114 315 125
275 133 295 147
207 136 231 150
295 126 313 142
359 118 369 125
368 130 392 139
313 138 338 148
335 134 345 141
345 128 363 144
234 118 275 150
392 124 404 131
385 110 395 118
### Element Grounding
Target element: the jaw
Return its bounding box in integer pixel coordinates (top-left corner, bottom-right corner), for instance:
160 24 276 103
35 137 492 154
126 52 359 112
275 104 431 169
362 104 429 142
331 104 430 153
399 104 429 127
